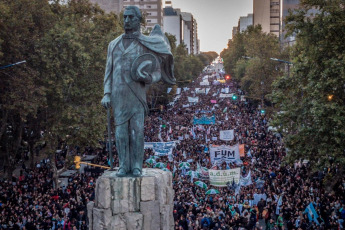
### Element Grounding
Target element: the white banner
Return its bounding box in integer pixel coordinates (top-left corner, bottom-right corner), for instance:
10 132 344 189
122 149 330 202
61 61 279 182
188 96 199 103
200 81 209 86
182 104 190 108
144 142 176 156
240 171 252 186
209 168 241 187
219 130 234 141
219 93 234 98
196 88 205 94
209 144 240 164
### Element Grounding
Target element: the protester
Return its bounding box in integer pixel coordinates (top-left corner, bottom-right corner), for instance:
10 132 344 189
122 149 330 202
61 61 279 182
1 66 344 230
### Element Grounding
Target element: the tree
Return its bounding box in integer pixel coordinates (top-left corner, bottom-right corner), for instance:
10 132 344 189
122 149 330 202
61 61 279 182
0 0 55 177
38 0 122 186
272 0 345 187
0 0 123 181
221 25 282 105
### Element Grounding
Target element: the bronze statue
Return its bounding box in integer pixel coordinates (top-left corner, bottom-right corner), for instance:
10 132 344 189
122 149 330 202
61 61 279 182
101 6 175 177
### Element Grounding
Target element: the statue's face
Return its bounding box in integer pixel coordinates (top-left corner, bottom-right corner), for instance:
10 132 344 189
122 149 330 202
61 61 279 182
123 9 140 32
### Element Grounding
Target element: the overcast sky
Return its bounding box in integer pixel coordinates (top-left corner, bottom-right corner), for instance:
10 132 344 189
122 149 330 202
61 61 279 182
165 0 253 54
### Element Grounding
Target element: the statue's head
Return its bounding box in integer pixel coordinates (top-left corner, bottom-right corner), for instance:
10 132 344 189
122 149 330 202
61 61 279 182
123 6 142 33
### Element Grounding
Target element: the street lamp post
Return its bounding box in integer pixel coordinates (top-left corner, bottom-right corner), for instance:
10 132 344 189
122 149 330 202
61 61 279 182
270 58 292 77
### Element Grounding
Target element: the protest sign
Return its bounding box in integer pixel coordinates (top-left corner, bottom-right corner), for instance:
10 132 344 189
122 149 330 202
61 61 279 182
209 168 241 187
188 97 199 103
196 88 205 94
219 130 234 141
144 142 176 156
209 144 240 164
182 104 190 108
210 100 217 104
240 171 252 186
193 115 216 125
239 144 245 157
219 93 233 98
200 81 209 86
176 88 181 94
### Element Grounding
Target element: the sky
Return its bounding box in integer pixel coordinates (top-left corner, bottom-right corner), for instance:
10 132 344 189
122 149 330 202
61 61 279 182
164 0 253 54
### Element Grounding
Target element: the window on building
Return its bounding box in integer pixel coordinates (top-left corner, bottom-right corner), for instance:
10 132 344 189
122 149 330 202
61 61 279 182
147 5 151 8
147 20 151 22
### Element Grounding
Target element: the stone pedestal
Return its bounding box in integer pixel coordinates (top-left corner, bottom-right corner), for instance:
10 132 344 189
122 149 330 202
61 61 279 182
88 168 174 230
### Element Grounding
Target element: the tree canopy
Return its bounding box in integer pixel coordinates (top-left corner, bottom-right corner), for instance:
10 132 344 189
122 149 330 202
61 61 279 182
221 25 282 105
272 0 345 177
0 0 123 177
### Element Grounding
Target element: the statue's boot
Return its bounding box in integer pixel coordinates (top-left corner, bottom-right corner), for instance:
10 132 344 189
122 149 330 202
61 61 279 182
117 167 127 177
132 168 141 177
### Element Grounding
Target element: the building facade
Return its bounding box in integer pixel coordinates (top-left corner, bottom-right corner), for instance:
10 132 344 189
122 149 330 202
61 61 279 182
163 3 199 54
239 14 253 32
253 0 280 37
123 0 164 31
89 0 123 14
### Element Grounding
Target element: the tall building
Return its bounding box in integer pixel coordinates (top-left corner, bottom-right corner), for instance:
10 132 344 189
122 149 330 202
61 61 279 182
163 3 199 54
232 26 238 39
123 0 164 31
281 0 300 45
253 0 280 37
89 0 123 14
239 14 253 32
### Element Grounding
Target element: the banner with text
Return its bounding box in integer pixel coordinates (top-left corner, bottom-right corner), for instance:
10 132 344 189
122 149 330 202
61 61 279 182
219 130 234 141
188 97 199 103
219 93 234 98
209 144 240 163
200 81 209 86
193 115 216 125
144 142 176 156
209 168 241 187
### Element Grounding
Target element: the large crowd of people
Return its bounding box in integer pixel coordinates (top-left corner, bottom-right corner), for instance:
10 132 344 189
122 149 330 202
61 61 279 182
1 65 345 230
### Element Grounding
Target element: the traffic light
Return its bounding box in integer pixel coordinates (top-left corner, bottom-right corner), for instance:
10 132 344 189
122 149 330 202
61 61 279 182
74 156 81 169
327 95 334 101
260 109 265 115
232 94 237 100
225 75 230 81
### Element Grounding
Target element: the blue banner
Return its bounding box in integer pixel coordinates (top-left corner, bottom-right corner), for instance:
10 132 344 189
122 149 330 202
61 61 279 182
193 115 216 125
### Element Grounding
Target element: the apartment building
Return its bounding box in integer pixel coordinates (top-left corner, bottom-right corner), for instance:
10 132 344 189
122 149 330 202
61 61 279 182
89 0 123 14
163 3 199 54
253 0 280 37
123 0 164 31
89 0 164 31
239 14 253 32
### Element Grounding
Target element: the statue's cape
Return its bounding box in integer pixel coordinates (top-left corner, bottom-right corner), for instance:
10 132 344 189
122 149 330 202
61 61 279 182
136 25 176 85
108 25 176 85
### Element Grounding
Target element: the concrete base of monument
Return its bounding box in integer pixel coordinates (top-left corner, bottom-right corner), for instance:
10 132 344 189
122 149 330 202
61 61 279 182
87 168 174 230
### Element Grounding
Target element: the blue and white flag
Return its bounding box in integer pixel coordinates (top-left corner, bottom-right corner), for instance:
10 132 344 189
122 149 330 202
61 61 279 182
240 171 252 187
304 202 320 225
167 88 172 94
247 149 252 158
276 195 283 215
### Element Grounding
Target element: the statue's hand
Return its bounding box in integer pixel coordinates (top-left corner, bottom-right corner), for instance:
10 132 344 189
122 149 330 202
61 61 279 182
101 94 111 108
136 60 153 84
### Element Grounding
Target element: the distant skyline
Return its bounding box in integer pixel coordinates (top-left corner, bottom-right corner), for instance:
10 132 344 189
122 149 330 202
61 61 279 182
164 0 253 54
